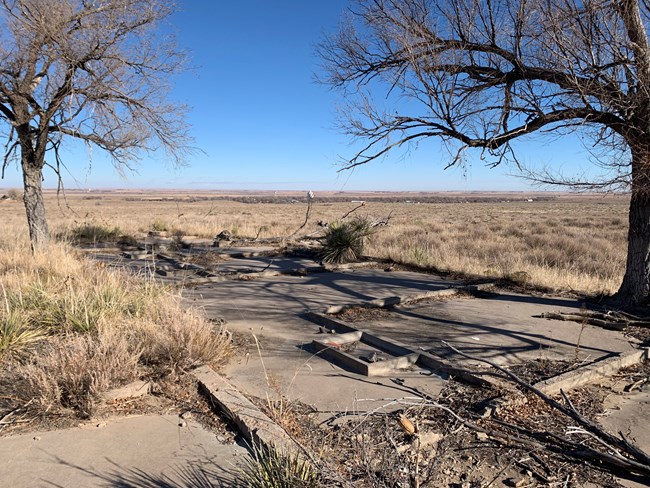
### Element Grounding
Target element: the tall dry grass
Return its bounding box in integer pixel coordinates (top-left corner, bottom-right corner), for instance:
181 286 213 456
0 191 629 296
0 230 230 418
368 201 626 294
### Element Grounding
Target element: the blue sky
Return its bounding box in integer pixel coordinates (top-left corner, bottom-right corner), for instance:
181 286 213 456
1 1 605 192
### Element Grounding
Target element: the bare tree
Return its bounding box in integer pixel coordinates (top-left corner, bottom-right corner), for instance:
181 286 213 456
0 0 191 250
319 0 650 307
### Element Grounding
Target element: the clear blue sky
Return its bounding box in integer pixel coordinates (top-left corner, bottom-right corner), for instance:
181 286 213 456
1 1 605 192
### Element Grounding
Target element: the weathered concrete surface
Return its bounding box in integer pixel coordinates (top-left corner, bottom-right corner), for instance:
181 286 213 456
185 266 637 419
185 269 457 415
188 268 461 318
601 386 650 488
0 415 247 487
366 290 636 366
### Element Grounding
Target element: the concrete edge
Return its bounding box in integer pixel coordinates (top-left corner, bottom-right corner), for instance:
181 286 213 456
192 365 303 456
324 283 496 314
534 347 650 396
483 347 650 416
305 311 496 386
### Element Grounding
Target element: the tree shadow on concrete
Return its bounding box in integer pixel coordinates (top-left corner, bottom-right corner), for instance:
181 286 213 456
45 456 241 488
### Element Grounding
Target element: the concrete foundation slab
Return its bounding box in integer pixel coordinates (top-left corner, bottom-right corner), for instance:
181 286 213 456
0 415 247 487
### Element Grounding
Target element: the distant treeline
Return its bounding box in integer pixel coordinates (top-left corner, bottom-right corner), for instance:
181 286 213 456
120 195 558 204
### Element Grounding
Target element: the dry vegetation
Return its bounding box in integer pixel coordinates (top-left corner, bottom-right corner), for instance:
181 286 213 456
0 190 626 296
0 221 230 423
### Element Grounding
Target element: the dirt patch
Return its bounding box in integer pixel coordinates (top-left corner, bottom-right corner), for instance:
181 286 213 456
506 358 582 384
627 325 650 346
328 306 394 323
184 250 228 267
274 374 620 487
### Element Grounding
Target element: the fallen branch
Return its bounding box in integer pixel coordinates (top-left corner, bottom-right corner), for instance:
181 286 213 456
442 341 650 475
340 202 366 220
540 311 650 330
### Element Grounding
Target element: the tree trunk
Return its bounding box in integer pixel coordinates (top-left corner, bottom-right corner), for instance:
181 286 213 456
21 158 49 251
616 148 650 307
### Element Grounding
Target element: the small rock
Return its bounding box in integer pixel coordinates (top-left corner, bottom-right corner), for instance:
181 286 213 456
179 411 193 420
215 230 232 241
503 477 526 487
476 432 489 441
33 436 41 441
178 420 187 427
96 422 106 428
396 443 410 454
102 380 150 402
362 352 379 363
217 435 226 442
419 431 443 450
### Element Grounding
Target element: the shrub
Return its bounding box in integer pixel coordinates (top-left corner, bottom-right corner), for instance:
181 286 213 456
151 219 169 232
321 217 375 264
6 188 22 200
0 312 47 362
68 223 122 243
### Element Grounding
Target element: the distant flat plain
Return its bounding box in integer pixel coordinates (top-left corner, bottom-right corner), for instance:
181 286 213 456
0 189 629 295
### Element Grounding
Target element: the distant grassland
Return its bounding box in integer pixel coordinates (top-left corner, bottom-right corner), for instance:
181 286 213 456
0 190 629 295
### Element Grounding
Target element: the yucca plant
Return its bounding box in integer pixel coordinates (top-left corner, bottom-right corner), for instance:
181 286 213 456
239 445 318 488
0 312 47 361
321 217 375 264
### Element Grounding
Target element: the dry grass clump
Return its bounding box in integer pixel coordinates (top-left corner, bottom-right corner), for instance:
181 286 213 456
238 445 319 488
134 302 231 373
3 328 141 416
0 241 164 345
0 238 230 418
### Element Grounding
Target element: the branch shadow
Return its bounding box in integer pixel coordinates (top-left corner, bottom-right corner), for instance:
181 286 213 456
44 455 242 488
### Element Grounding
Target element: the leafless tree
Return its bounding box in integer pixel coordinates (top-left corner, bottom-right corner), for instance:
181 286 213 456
0 0 191 250
319 0 650 307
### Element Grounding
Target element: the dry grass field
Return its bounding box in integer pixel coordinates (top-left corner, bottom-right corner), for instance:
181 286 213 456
0 188 635 485
0 189 628 296
0 192 233 423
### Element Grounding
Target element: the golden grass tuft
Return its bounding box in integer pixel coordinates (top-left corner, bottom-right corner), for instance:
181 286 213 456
0 236 230 418
5 328 141 417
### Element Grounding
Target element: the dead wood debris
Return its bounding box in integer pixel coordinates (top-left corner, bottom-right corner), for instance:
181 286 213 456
442 341 650 479
540 310 650 331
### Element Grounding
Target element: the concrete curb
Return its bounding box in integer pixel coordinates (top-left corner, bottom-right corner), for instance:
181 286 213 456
304 311 496 387
482 348 649 416
534 347 649 396
323 283 495 314
192 366 302 455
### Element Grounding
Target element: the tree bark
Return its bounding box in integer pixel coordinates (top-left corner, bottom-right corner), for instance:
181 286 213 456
21 157 49 252
617 147 650 307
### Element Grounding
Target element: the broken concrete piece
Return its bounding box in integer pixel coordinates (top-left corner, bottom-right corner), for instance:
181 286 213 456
102 380 150 402
192 365 301 455
535 348 649 396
